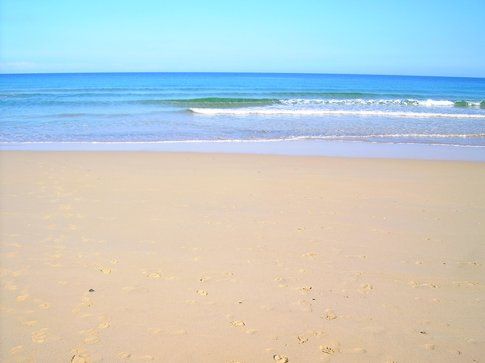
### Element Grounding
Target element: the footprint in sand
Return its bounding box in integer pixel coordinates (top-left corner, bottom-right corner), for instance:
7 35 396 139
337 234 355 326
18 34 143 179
231 320 246 328
323 309 337 320
409 281 439 288
81 296 93 307
147 272 161 279
39 302 51 309
320 341 341 355
297 336 308 344
10 345 23 355
83 333 100 345
16 294 29 302
98 321 110 329
320 346 335 354
273 354 289 362
274 276 288 288
142 270 173 280
196 289 208 296
119 352 132 359
360 284 374 294
32 328 48 343
98 267 112 274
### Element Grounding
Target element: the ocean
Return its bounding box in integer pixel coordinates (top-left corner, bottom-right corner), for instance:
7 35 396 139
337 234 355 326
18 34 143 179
1 72 485 150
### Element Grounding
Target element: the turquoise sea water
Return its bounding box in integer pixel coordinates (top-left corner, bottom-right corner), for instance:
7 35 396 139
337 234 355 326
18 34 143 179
1 73 485 147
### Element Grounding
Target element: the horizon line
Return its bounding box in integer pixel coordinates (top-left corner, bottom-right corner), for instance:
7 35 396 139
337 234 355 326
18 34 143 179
0 70 484 80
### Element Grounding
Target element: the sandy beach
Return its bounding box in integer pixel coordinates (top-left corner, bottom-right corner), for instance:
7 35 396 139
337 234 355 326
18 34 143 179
0 151 484 362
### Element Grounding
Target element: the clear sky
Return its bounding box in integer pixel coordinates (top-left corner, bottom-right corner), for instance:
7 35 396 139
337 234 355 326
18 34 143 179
1 0 484 77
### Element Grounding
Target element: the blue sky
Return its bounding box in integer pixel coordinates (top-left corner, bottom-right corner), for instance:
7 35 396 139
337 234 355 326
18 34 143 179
1 0 484 76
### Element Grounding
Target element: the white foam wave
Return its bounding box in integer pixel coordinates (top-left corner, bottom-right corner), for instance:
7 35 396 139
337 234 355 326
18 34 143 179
190 108 485 119
279 98 455 106
416 99 455 107
278 98 481 107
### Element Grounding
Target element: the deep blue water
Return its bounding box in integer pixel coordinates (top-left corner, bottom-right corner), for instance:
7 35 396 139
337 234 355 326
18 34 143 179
1 72 485 146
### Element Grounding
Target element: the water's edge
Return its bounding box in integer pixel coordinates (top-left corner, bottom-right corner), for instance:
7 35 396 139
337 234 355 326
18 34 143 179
2 140 484 162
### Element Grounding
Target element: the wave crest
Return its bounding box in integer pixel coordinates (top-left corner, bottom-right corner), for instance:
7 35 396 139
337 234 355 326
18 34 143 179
138 97 278 107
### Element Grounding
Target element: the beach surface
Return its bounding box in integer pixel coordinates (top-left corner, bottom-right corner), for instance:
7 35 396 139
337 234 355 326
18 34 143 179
1 151 484 362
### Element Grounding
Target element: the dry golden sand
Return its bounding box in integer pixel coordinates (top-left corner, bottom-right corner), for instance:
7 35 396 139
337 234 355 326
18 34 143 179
0 151 484 362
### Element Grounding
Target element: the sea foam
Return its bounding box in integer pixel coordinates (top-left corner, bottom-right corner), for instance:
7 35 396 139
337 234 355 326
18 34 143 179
190 108 485 119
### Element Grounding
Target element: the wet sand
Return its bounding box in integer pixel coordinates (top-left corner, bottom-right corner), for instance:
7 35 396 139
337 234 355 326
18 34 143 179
1 152 484 362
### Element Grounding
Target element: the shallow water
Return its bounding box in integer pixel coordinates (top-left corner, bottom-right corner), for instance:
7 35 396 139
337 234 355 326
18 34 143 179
1 72 485 147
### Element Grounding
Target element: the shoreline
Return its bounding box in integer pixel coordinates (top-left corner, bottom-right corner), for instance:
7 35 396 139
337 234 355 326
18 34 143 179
2 139 485 161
